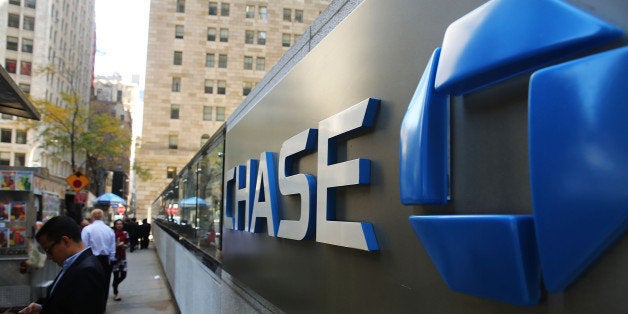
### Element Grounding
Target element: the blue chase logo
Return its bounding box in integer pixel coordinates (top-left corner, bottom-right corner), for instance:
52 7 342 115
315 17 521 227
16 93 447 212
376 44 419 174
400 0 627 306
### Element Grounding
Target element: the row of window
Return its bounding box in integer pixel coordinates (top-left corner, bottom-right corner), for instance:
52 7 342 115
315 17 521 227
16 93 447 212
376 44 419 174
175 0 305 23
0 152 26 167
7 36 33 53
9 0 37 9
174 52 266 70
170 105 226 122
4 59 32 76
167 132 216 150
171 78 256 96
8 13 35 31
175 26 302 48
0 129 27 144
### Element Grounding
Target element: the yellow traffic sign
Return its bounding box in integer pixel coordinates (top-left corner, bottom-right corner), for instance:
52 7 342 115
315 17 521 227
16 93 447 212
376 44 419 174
66 171 90 192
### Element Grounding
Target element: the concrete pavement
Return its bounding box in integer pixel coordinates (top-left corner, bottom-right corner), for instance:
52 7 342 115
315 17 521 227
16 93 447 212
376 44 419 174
106 243 179 314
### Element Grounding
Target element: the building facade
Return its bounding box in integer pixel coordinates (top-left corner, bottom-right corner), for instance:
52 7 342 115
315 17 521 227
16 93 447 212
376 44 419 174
136 0 331 219
91 76 136 207
0 0 96 179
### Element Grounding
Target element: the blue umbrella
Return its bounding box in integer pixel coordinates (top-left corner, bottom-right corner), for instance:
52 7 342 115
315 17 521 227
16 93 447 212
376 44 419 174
179 197 207 207
94 193 127 206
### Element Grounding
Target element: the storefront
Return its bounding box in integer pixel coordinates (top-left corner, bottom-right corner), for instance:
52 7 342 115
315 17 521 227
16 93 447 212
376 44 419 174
151 0 628 312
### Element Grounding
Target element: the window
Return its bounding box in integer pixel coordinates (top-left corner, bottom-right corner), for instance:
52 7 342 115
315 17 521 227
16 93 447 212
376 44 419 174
0 152 10 166
167 166 177 179
176 0 185 13
22 38 33 53
259 6 267 20
175 25 184 38
207 28 216 41
8 14 20 28
217 80 226 95
18 84 30 94
205 53 215 67
257 31 266 45
218 54 227 68
9 0 21 6
173 51 183 65
243 82 253 96
221 3 229 16
245 30 254 44
243 56 253 70
170 104 180 119
282 34 291 47
20 61 32 76
16 130 27 144
1 114 13 120
295 10 304 23
1 129 11 143
294 33 302 42
245 5 255 18
256 57 265 71
208 2 217 15
283 9 292 21
203 106 212 120
216 107 225 121
201 134 210 146
204 80 213 94
169 134 178 149
7 37 18 51
14 153 25 167
219 28 229 42
25 0 35 9
23 16 35 31
5 60 17 73
172 77 181 92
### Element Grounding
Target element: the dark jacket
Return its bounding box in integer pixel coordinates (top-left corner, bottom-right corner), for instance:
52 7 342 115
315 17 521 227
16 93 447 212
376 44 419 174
42 249 107 314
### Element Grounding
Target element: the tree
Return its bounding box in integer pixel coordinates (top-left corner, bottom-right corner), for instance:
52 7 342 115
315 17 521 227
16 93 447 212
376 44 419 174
30 93 132 196
82 112 132 195
30 90 88 173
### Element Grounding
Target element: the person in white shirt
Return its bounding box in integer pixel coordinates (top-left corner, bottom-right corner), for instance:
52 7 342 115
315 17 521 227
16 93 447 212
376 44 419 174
81 209 116 304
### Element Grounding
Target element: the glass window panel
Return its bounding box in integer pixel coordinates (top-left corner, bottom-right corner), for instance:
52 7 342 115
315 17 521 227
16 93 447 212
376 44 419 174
256 57 265 71
217 80 226 95
204 80 213 94
218 54 227 68
15 130 27 144
23 16 35 30
245 5 255 18
7 37 18 51
259 6 267 20
207 28 216 41
205 53 215 67
283 8 292 21
245 30 254 44
257 31 266 45
208 2 217 15
172 77 181 92
282 34 291 47
215 107 225 121
8 14 20 28
22 38 33 53
1 129 12 143
295 10 304 23
175 25 184 38
243 56 253 70
221 3 229 16
219 28 229 42
176 0 185 13
171 104 180 119
203 106 212 120
173 51 183 65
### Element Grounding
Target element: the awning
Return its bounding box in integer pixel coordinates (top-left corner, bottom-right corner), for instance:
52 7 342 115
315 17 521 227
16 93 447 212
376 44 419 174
0 65 40 120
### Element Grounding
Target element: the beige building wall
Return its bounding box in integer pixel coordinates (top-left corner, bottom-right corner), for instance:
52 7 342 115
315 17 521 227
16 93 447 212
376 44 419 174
136 0 330 219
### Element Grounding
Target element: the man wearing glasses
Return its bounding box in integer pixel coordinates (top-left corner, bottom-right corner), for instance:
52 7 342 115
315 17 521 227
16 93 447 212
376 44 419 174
19 216 106 314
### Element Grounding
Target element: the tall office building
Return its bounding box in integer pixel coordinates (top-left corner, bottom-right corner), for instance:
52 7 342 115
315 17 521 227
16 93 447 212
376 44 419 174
136 0 330 218
1 0 96 178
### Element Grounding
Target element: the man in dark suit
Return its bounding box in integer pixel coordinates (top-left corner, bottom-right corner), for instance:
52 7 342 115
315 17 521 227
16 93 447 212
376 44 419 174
19 216 107 314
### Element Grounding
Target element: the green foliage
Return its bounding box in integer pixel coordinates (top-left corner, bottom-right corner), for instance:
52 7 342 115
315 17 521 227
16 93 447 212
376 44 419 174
132 160 153 181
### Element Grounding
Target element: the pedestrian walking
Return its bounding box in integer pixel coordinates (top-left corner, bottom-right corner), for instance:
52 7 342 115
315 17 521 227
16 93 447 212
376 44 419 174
81 209 116 310
111 219 129 301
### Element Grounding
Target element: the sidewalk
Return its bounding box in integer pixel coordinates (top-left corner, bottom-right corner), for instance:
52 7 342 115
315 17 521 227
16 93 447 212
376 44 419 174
106 243 179 314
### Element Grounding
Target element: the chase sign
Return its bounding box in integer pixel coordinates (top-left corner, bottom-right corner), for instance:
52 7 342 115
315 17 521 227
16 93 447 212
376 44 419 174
401 0 627 306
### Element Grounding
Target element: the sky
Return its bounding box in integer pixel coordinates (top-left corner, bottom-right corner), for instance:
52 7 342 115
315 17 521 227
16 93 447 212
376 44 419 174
94 0 150 88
